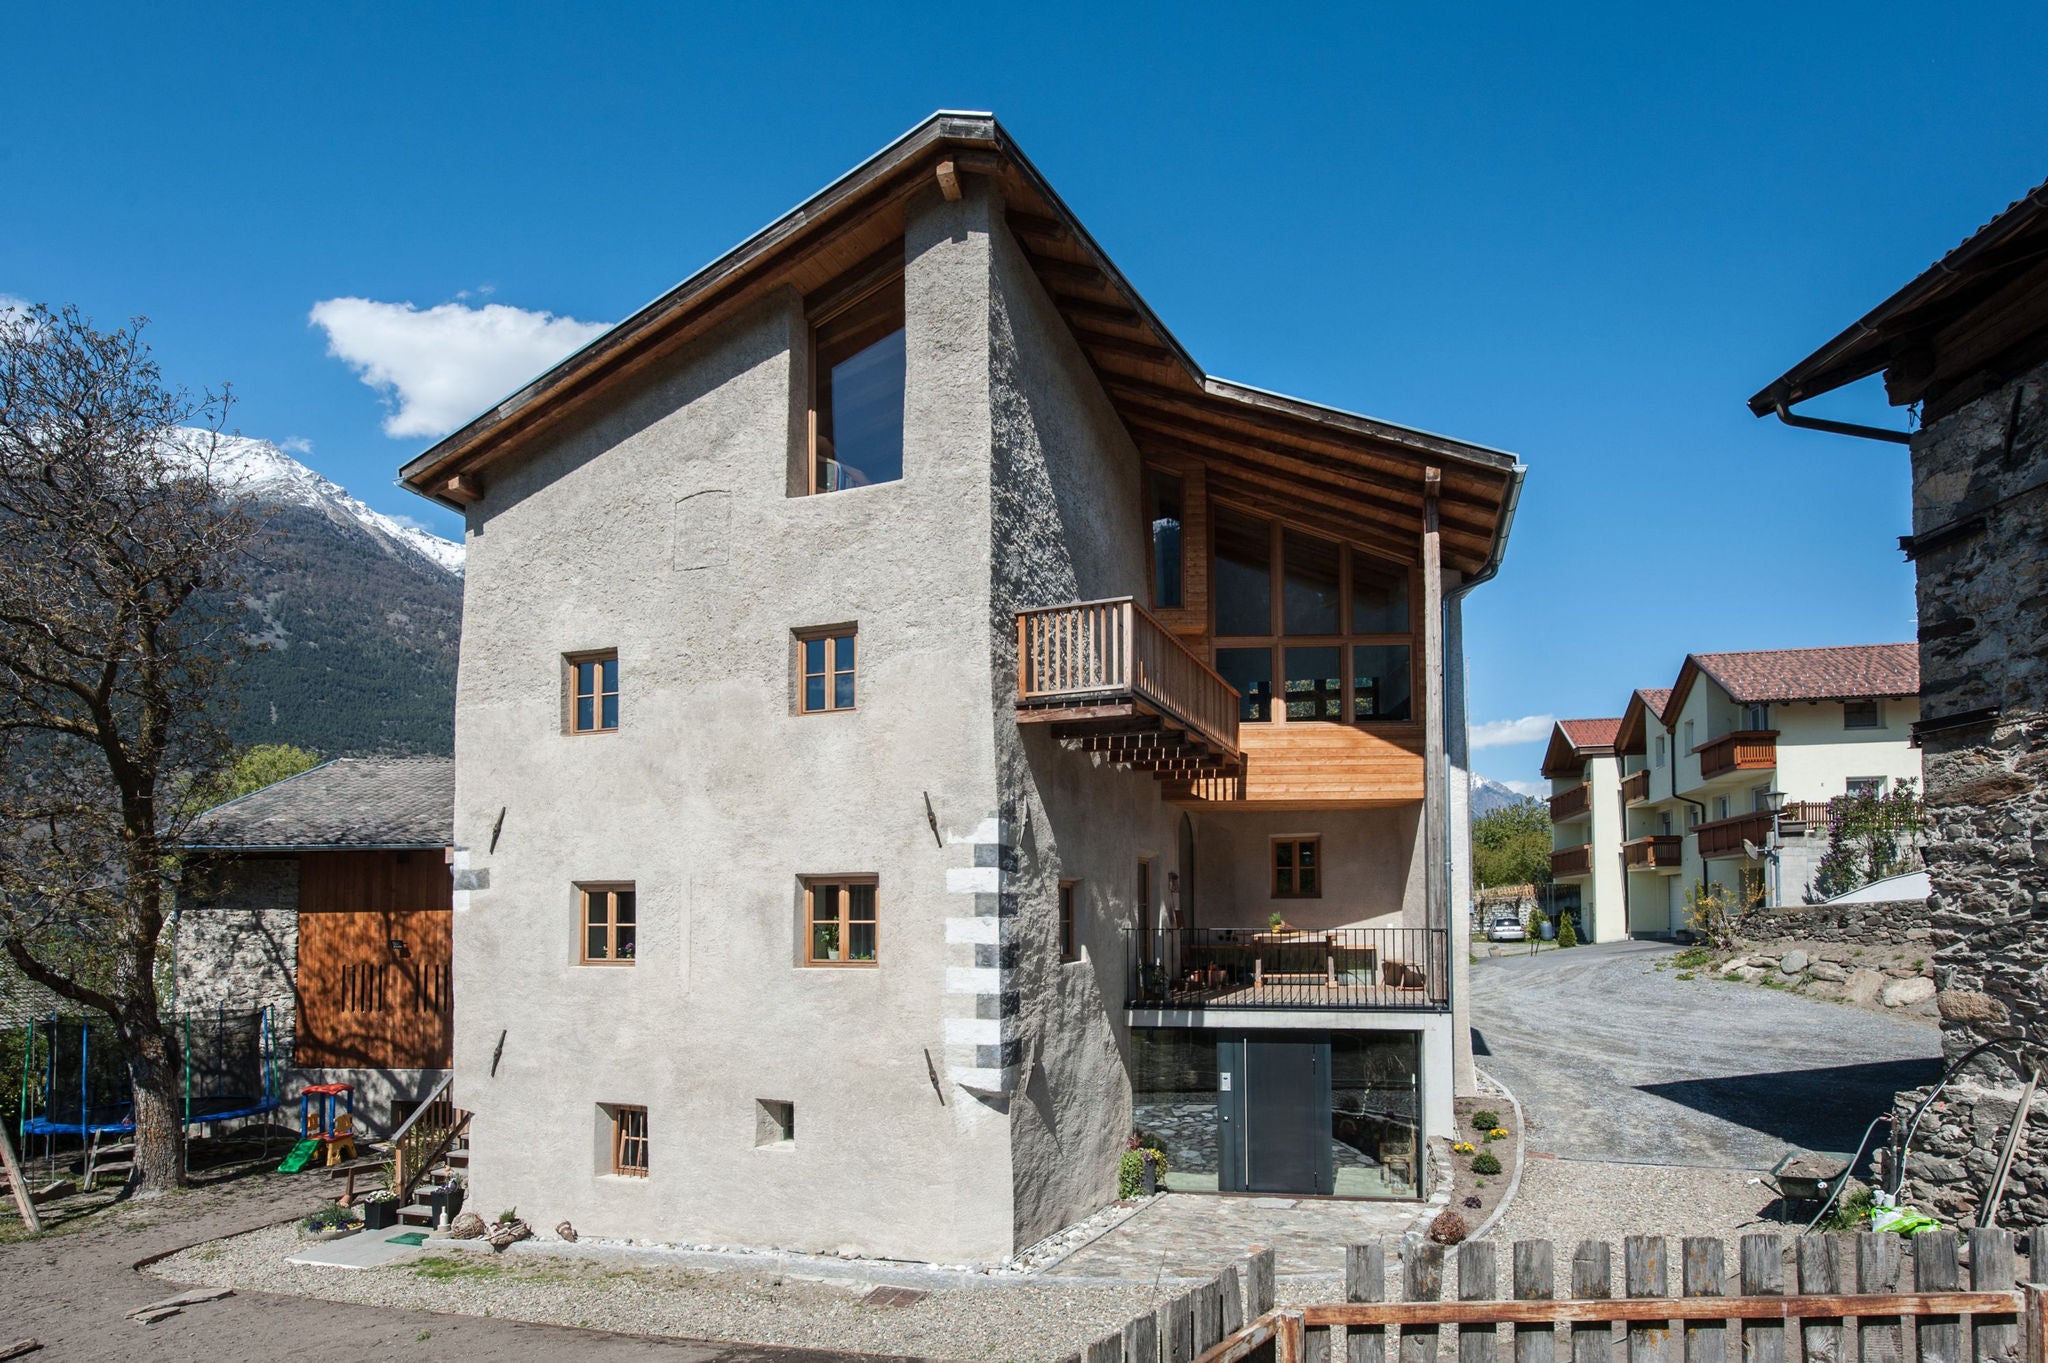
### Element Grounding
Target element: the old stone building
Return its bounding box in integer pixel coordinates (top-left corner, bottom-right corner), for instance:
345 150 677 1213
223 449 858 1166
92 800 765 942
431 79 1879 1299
1753 178 2048 1223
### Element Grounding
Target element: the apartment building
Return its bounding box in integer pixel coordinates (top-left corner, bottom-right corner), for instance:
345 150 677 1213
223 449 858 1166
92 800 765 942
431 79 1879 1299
1548 645 1921 936
1540 717 1623 941
397 114 1524 1263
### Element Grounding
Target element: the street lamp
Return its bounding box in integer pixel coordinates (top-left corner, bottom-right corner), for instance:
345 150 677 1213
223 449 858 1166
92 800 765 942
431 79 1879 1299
1762 790 1786 906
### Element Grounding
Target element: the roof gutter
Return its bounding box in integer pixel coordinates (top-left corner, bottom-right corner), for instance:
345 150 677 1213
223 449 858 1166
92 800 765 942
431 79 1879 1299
1768 400 1913 446
1450 462 1526 598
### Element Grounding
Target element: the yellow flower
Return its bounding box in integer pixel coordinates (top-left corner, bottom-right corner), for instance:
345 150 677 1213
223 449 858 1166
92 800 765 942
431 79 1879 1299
1490 1127 1509 1138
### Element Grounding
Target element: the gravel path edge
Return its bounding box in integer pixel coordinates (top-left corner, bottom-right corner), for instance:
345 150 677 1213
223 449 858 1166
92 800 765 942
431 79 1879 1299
1468 1068 1527 1243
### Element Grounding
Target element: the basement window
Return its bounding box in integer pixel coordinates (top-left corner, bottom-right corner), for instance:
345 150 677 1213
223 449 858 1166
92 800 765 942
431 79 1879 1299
756 1100 795 1146
809 266 905 495
609 1105 649 1177
1060 880 1080 962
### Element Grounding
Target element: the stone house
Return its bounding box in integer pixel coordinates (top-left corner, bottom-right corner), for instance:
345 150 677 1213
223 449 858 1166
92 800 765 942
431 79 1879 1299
1752 178 2048 1224
394 113 1525 1264
179 756 455 1133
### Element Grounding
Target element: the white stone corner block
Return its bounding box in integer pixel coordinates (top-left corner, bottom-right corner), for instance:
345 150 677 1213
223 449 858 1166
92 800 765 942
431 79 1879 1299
945 866 1001 895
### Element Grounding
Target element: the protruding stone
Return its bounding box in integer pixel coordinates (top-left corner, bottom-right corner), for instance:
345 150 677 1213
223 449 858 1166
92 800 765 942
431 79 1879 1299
1780 950 1809 974
1882 977 1937 1007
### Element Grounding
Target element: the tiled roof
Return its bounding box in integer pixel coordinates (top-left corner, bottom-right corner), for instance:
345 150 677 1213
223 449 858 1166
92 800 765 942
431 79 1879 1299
1692 644 1919 705
1556 718 1623 750
1635 688 1673 715
185 757 453 850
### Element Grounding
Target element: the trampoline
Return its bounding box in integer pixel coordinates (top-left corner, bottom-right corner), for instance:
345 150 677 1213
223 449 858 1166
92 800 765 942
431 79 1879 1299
16 1005 284 1139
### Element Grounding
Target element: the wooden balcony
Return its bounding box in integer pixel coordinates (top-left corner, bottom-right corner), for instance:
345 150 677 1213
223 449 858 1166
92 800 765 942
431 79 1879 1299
1694 810 1775 860
1623 835 1683 873
1695 730 1777 781
1550 844 1593 879
1548 783 1591 823
1016 598 1242 779
1621 769 1650 805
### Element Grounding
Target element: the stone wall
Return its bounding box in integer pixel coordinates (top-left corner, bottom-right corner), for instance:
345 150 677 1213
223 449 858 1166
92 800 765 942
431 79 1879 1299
1883 355 2048 1224
1733 898 1934 946
174 854 298 1056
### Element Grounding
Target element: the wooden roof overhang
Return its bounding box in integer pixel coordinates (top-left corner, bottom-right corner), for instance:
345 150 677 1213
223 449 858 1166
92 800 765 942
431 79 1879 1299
400 113 1525 579
1540 723 1613 780
1614 692 1655 757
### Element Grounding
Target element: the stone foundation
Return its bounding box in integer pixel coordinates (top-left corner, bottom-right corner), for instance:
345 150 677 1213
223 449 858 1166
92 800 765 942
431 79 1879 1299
1734 898 1934 946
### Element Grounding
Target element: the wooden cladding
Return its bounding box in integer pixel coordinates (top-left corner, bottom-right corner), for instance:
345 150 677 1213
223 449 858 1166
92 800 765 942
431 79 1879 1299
295 851 453 1071
1016 597 1241 761
1168 721 1423 808
1621 769 1651 804
1550 844 1594 879
1697 729 1778 780
1548 783 1591 823
1623 835 1684 872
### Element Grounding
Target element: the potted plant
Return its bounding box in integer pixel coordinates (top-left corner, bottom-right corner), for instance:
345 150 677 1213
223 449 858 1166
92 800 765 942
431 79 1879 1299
1269 912 1284 933
361 1190 400 1231
429 1177 466 1228
298 1204 356 1241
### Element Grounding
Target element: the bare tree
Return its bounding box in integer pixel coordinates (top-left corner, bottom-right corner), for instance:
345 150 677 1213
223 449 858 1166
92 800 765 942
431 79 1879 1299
0 304 256 1195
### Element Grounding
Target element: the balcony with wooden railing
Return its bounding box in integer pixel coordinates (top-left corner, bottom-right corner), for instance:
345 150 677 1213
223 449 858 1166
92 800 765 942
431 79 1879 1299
1621 769 1650 805
1695 730 1777 781
1694 810 1775 859
1016 598 1242 779
1622 835 1683 873
1550 843 1593 879
1547 782 1591 823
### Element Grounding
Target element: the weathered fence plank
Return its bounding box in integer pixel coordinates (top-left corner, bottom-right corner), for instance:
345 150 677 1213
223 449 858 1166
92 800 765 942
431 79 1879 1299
1248 1248 1278 1318
1969 1229 2018 1363
1223 1259 1246 1337
1680 1237 1725 1363
1125 1307 1161 1363
1624 1236 1670 1363
1402 1241 1446 1363
1857 1231 1908 1363
1085 1330 1125 1363
1348 1240 1387 1363
1739 1235 1785 1363
1162 1289 1197 1363
1574 1241 1614 1363
1515 1240 1556 1363
1462 1240 1501 1363
1917 1231 1964 1363
1195 1277 1224 1356
1796 1233 1845 1363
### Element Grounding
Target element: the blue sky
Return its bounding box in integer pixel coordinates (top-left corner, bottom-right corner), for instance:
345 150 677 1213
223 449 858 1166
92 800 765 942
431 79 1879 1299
9 3 2046 791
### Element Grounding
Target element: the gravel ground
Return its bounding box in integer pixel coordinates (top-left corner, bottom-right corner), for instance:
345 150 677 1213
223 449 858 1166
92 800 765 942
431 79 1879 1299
154 1225 1182 1360
1487 1156 1788 1250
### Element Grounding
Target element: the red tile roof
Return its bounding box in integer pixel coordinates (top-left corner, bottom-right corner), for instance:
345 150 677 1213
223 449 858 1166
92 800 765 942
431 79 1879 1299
1691 644 1919 705
1635 687 1673 714
1556 718 1623 749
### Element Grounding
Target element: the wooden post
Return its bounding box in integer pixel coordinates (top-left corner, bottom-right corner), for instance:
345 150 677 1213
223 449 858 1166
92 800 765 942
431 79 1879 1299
1796 1233 1845 1363
1348 1240 1387 1363
1574 1240 1614 1363
1972 1230 2018 1363
1223 1259 1246 1336
1739 1235 1785 1363
1421 470 1446 935
2022 1285 2048 1363
1248 1248 1278 1317
1624 1236 1670 1363
1195 1277 1224 1356
1086 1332 1126 1363
1681 1237 1725 1363
1514 1240 1555 1363
1277 1311 1306 1363
1857 1231 1907 1363
1160 1290 1195 1363
1916 1231 1964 1363
1461 1240 1500 1363
0 1117 39 1234
1402 1240 1445 1363
1125 1308 1161 1363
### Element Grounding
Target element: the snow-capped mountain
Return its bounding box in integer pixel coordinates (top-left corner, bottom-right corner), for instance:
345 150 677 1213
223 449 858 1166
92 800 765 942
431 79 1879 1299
177 431 464 576
1471 776 1541 818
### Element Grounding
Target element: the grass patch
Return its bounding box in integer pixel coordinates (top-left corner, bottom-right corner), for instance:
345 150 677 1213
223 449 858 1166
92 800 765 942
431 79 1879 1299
1675 970 1696 981
1670 946 1714 971
410 1254 505 1282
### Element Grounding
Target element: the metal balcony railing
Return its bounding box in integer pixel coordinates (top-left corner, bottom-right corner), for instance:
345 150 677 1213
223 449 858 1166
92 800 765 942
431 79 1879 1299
1125 926 1448 1011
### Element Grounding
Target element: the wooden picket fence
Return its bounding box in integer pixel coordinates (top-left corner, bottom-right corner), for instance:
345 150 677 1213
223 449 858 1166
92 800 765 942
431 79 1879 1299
1063 1229 2048 1363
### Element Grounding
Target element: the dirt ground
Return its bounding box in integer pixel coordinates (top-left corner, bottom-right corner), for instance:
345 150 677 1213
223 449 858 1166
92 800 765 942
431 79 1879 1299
1445 1090 1518 1236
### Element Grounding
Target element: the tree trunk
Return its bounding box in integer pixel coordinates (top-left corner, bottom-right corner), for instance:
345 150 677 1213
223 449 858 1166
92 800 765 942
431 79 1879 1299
117 1014 185 1195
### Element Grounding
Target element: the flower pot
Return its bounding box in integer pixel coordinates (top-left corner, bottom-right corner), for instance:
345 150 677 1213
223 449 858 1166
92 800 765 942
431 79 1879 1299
430 1184 464 1226
1140 1157 1158 1196
362 1199 398 1231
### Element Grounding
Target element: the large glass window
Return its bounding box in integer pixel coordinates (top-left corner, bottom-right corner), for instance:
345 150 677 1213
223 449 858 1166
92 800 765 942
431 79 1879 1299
1215 648 1274 723
1284 645 1344 721
811 279 905 494
1351 555 1410 633
1150 471 1185 610
1213 508 1273 637
1351 645 1413 721
1282 532 1341 635
1330 1032 1421 1198
1132 1029 1222 1192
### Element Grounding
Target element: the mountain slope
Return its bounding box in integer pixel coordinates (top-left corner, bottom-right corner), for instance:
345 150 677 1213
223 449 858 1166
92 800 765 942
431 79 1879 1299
1472 777 1540 818
185 434 464 756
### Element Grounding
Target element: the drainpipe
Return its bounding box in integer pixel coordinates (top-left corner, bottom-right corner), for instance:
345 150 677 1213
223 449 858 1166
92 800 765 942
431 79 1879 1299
1769 401 1913 445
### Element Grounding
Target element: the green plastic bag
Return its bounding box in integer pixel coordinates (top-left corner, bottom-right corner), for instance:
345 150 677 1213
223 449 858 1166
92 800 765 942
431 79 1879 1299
1869 1203 1941 1236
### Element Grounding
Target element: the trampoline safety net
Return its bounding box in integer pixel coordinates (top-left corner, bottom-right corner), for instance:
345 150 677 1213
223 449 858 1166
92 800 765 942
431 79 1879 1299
17 1005 282 1137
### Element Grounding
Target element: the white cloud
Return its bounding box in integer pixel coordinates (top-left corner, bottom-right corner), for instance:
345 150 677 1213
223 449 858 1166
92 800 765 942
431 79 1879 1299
1488 777 1548 799
280 436 314 456
310 297 612 440
1469 714 1557 750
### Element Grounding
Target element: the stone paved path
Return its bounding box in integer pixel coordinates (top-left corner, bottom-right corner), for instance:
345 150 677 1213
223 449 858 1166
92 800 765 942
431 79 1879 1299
1042 1192 1428 1281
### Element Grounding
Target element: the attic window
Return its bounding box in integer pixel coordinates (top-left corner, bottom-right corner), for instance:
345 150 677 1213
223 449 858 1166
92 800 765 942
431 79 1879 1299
809 268 905 495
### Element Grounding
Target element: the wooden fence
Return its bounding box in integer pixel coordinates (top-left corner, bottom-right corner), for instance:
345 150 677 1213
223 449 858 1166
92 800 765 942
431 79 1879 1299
1062 1230 2048 1363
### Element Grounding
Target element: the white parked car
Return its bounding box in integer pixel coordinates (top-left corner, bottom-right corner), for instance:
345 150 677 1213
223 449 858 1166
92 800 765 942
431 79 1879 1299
1485 911 1526 942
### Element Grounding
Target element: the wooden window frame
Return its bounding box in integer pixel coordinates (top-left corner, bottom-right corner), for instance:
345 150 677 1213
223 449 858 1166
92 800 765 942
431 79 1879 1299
578 883 637 966
803 875 880 968
566 649 620 735
1271 836 1322 899
1145 466 1186 611
794 624 858 715
1059 879 1080 963
1207 500 1420 726
805 251 906 497
611 1105 649 1177
1843 699 1882 730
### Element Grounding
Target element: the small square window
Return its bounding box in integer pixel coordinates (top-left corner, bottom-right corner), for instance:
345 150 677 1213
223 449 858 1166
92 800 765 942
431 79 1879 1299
1846 776 1886 798
1059 880 1079 962
610 1105 649 1177
1844 700 1881 730
579 884 636 965
805 876 878 966
756 1099 795 1146
568 651 619 733
797 627 857 714
1272 837 1321 899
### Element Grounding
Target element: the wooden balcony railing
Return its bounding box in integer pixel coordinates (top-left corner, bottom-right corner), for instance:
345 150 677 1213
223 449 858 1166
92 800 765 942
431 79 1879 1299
1780 799 1837 833
1695 729 1777 780
1694 810 1775 859
1622 835 1683 872
1547 783 1591 823
1017 598 1241 771
1621 769 1650 804
1550 844 1593 879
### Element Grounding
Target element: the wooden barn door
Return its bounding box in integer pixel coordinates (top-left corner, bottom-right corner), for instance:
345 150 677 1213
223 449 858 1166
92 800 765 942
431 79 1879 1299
295 851 453 1070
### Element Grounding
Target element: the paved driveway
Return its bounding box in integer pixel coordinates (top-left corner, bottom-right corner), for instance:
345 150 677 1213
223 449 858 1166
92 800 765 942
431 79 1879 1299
1469 941 1942 1169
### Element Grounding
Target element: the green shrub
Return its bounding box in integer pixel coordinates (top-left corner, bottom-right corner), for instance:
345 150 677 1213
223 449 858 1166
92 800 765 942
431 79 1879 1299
1558 914 1578 949
1671 946 1713 971
1118 1148 1166 1198
1470 1109 1501 1131
1471 1151 1502 1176
1817 1182 1874 1233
